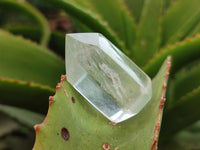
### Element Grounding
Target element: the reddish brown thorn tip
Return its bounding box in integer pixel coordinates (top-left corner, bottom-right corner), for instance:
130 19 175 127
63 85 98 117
26 81 31 85
185 37 191 41
162 83 167 90
151 141 157 150
159 98 166 109
36 83 41 87
13 79 19 83
102 143 111 150
34 124 42 133
61 127 70 141
109 122 118 126
56 82 62 90
49 96 55 106
71 97 76 103
196 33 200 37
164 72 169 78
61 75 67 82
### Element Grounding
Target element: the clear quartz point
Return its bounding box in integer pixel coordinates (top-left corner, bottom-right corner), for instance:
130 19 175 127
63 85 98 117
65 33 152 123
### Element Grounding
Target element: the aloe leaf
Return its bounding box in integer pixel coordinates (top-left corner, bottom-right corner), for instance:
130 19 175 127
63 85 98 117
160 121 200 150
46 0 125 51
79 0 136 50
0 0 50 46
0 104 44 128
160 86 200 141
161 0 200 46
0 114 19 137
0 142 7 150
123 0 145 23
132 0 163 66
1 128 35 150
6 26 66 57
189 23 200 37
71 17 93 33
0 78 54 113
170 61 200 101
33 57 171 149
0 30 65 88
6 26 41 43
163 0 172 10
144 35 200 78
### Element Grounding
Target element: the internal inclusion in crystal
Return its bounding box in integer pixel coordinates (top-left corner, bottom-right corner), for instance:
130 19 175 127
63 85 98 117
65 33 152 123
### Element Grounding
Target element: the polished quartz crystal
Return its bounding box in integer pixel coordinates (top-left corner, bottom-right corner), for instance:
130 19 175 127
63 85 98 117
65 33 152 123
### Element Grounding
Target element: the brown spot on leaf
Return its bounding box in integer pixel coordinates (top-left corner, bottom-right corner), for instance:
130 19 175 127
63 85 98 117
61 127 70 141
71 97 75 103
102 143 111 150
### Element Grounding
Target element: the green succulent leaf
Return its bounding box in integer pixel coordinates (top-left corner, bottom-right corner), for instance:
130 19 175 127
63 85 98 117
160 121 200 150
0 104 44 128
46 0 125 51
160 86 200 141
132 0 163 66
33 57 171 150
163 0 173 11
189 23 200 37
0 78 54 113
144 35 200 78
161 0 200 46
0 128 35 150
6 26 41 43
170 61 200 101
77 0 136 50
0 113 19 137
123 0 145 23
6 26 66 57
0 30 65 88
0 0 51 46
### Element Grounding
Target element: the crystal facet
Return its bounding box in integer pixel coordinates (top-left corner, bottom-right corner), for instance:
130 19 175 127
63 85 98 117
65 33 152 123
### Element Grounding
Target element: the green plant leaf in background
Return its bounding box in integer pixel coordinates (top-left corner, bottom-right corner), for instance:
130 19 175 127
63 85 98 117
0 30 65 88
0 0 200 149
0 0 51 46
161 0 200 46
123 0 145 23
131 0 163 66
46 0 125 51
0 78 54 113
33 57 171 150
77 0 137 50
161 86 200 141
0 104 44 128
144 35 200 78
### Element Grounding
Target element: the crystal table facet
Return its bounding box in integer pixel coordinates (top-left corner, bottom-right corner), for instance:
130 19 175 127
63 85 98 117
65 33 152 123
